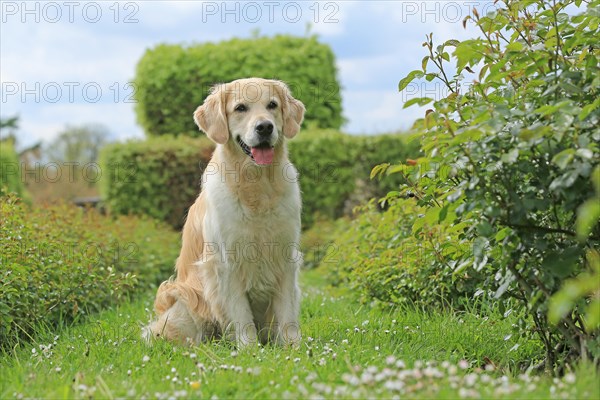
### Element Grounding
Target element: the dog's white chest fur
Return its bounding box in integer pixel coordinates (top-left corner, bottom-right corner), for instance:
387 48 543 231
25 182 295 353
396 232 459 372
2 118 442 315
201 160 301 298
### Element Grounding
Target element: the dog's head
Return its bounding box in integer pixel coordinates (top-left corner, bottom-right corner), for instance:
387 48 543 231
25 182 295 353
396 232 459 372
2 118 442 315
193 78 305 166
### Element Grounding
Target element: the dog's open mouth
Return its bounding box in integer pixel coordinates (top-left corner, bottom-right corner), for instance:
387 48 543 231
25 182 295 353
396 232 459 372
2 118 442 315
236 137 274 165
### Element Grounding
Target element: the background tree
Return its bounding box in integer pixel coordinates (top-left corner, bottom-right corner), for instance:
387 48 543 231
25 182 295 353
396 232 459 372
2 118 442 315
0 115 19 131
46 124 110 164
0 115 19 145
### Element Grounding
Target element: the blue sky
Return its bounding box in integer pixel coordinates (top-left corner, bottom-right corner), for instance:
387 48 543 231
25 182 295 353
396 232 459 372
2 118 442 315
1 0 497 149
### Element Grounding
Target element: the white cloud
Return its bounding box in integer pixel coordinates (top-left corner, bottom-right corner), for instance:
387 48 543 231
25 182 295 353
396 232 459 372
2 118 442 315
14 102 143 149
342 89 419 134
1 22 145 84
309 1 358 36
338 55 399 86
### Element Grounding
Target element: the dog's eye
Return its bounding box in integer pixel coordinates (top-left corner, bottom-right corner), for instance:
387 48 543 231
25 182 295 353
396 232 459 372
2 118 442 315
234 104 247 112
267 101 278 110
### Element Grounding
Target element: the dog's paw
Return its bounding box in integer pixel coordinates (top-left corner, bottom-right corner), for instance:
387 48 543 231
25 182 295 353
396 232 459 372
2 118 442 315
141 323 158 344
277 322 301 347
223 321 259 348
237 323 259 348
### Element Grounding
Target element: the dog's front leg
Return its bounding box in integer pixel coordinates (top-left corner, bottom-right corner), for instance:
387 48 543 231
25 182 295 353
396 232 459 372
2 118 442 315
273 266 301 346
219 272 258 347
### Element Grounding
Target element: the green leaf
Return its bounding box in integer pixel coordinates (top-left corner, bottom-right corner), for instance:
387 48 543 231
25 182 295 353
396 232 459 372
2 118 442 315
576 199 600 240
541 247 581 279
549 170 579 191
370 163 390 180
403 97 433 108
412 215 425 235
535 104 560 117
438 204 449 223
447 189 463 203
423 207 440 225
473 237 489 271
387 164 409 175
501 148 519 164
548 283 578 324
479 64 489 81
453 259 471 276
518 126 552 141
585 299 600 331
398 70 425 92
548 251 599 325
552 149 575 169
454 40 484 71
576 148 593 160
592 166 600 193
505 42 524 52
421 56 429 72
578 98 599 121
495 227 511 242
494 273 514 299
476 220 494 237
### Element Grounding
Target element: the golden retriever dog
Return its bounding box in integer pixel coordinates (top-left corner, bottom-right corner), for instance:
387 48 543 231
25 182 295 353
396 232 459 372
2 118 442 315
145 78 305 347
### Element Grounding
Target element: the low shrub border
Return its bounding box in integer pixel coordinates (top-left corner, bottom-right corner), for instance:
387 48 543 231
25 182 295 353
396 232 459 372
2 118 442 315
0 195 180 347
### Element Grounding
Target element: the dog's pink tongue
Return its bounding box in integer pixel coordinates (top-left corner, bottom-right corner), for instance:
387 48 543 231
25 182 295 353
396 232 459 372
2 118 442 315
251 147 274 165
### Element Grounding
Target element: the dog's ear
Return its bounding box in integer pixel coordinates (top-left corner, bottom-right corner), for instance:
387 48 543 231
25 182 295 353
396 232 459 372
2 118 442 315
279 83 305 139
193 86 229 144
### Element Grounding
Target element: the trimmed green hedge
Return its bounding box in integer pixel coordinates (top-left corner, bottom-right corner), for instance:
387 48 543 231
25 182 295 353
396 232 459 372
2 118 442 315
99 135 214 229
0 196 180 347
100 131 419 229
289 130 358 226
134 35 342 137
290 131 420 226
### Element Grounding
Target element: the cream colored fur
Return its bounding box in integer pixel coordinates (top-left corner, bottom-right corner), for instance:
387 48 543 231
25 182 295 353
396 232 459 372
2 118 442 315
145 78 305 347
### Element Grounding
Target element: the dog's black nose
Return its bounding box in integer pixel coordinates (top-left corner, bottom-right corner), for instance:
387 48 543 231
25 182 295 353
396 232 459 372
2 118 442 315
255 121 274 137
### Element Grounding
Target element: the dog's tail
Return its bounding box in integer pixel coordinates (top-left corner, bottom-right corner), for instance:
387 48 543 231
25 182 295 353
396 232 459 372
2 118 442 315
143 279 216 344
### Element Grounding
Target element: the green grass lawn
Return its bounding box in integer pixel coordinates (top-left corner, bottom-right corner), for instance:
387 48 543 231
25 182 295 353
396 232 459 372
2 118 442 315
1 269 598 399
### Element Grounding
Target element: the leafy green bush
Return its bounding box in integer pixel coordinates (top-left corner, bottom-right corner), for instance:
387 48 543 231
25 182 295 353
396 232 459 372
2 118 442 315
357 133 422 202
387 0 600 369
0 140 25 197
99 135 214 229
326 198 481 308
100 131 419 229
134 35 343 137
0 196 180 347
